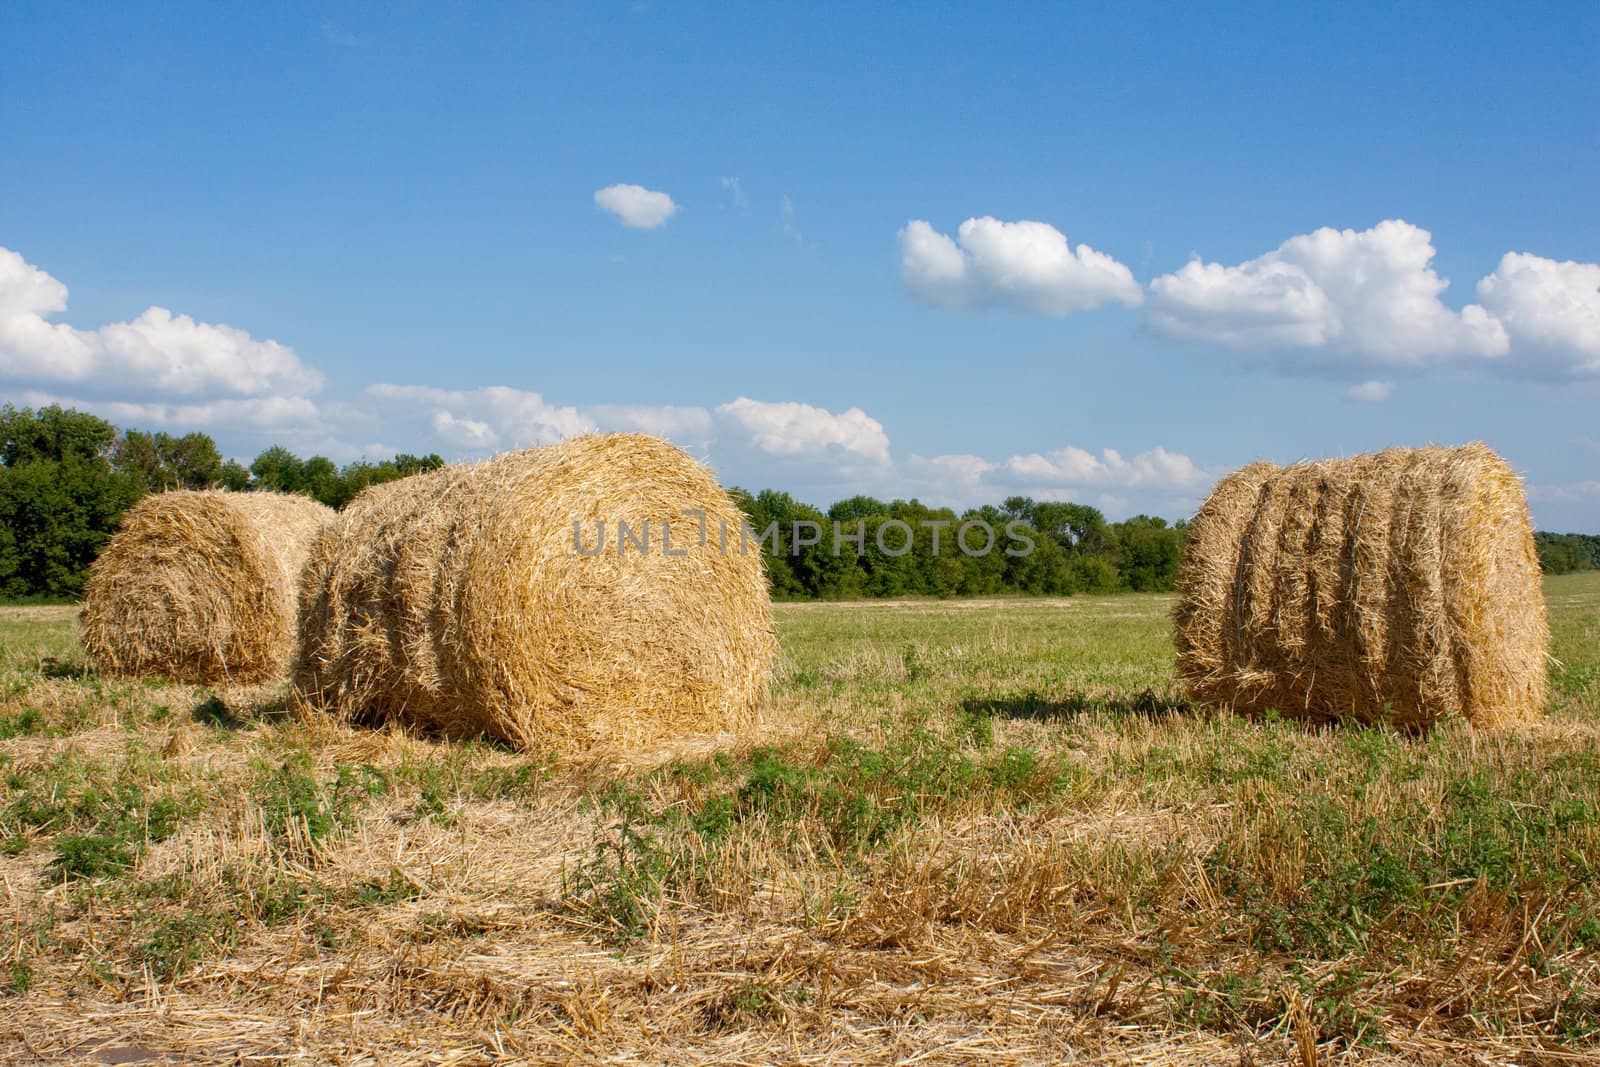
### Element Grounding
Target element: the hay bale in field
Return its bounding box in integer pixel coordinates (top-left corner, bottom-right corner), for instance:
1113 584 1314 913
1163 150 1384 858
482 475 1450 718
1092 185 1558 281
81 490 335 684
293 433 777 752
1173 443 1548 729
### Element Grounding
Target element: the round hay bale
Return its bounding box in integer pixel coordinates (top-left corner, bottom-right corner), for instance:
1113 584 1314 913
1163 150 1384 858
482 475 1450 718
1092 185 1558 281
81 490 335 684
293 433 778 752
1173 443 1548 729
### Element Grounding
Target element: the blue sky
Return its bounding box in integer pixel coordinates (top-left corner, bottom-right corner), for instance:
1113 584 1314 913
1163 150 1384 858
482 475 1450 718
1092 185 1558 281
3 2 1597 528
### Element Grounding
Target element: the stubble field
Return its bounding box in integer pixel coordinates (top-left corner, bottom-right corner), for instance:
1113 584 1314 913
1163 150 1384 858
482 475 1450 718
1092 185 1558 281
1 574 1597 1064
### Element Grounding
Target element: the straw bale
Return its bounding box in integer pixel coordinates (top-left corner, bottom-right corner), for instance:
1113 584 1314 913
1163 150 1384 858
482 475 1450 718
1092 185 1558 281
1173 443 1547 728
81 490 334 683
294 433 777 751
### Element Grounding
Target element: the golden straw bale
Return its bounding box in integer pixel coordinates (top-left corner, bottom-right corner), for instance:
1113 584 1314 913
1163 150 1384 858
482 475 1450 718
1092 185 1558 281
1174 443 1547 729
293 433 777 752
81 490 334 684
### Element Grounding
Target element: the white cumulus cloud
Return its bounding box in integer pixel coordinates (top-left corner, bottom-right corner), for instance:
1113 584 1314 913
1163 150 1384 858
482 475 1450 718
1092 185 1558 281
588 403 714 444
1097 493 1131 515
1475 252 1600 378
892 454 998 507
430 410 497 449
17 390 323 435
1147 220 1507 366
899 217 1142 315
896 443 1209 517
594 183 679 229
369 384 596 452
0 245 323 401
716 397 891 466
996 445 1206 491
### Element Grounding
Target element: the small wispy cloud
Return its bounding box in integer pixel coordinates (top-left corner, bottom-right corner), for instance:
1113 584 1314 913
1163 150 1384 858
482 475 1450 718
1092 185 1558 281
320 20 364 47
781 194 818 252
1345 380 1394 402
1526 481 1600 504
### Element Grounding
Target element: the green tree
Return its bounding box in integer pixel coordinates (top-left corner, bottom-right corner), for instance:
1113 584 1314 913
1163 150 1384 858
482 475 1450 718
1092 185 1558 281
326 453 445 508
249 446 307 492
955 505 1009 595
1 404 117 466
301 456 341 506
0 456 142 598
218 459 252 491
827 495 889 522
999 497 1120 594
1031 501 1112 555
730 488 796 597
1113 515 1186 592
394 453 445 477
111 430 223 490
1536 532 1599 574
1005 531 1075 594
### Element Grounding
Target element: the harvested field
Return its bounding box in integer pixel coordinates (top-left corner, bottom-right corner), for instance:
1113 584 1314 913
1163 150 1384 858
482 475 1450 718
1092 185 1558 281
1 574 1597 1064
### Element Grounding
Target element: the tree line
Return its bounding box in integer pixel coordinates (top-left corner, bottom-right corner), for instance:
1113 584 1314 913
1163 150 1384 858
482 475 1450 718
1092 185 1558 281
0 404 442 599
0 403 1187 601
1535 532 1600 575
2 402 1590 600
730 489 1186 599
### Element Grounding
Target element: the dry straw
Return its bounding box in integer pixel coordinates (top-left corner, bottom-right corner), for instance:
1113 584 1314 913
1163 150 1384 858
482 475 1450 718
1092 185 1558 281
1174 443 1548 729
293 433 777 752
81 490 334 684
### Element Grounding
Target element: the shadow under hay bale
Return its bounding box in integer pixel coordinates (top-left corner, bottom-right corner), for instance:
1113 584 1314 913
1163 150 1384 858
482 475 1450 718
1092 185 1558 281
293 433 777 753
80 490 334 684
960 688 1190 722
1173 443 1548 729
